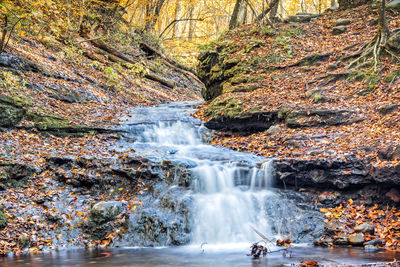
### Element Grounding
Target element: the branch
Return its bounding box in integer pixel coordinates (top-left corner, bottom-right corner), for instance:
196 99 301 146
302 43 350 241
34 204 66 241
159 18 204 38
257 0 280 21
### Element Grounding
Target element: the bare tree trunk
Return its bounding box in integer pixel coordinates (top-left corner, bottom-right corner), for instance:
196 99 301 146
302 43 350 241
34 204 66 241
229 0 245 30
173 0 181 37
0 15 7 53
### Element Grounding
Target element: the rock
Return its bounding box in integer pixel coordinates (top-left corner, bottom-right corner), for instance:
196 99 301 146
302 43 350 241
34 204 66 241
0 95 26 127
46 84 87 103
274 157 372 189
306 89 329 103
287 13 320 23
387 0 400 11
348 233 365 246
85 201 126 240
387 31 400 52
377 104 398 115
364 238 383 247
285 109 361 128
266 125 282 135
333 234 348 245
89 201 123 224
333 19 351 26
332 26 347 35
354 223 375 234
17 234 30 248
386 188 400 203
326 220 343 234
0 205 6 229
0 161 36 189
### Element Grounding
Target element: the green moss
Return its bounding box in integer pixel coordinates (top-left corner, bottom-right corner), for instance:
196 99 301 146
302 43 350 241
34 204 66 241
26 112 68 130
278 108 291 120
384 70 400 83
260 26 276 37
0 204 7 229
223 84 261 94
205 96 244 119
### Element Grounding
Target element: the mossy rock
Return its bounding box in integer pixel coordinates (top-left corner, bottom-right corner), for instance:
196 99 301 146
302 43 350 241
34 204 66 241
0 95 27 127
0 204 7 229
205 96 244 119
223 84 261 94
26 112 68 131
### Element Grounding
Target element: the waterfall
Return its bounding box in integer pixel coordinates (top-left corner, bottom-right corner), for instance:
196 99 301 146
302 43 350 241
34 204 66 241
190 161 275 244
121 102 285 246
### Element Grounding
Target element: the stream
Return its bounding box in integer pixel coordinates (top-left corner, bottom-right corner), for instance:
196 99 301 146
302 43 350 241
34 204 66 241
1 101 399 266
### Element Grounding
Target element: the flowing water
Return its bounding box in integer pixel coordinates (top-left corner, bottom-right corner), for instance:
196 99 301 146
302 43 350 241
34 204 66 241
2 101 399 266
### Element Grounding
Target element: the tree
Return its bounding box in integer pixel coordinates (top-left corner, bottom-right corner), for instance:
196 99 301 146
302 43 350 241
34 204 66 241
229 0 246 30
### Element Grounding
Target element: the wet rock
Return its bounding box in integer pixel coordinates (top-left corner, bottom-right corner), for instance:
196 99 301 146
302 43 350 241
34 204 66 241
385 188 400 203
0 161 36 189
332 26 347 35
354 223 375 234
364 238 383 247
0 204 6 229
17 234 30 248
377 104 398 115
387 0 400 11
85 201 126 240
89 201 123 224
46 213 62 223
333 234 348 245
348 233 365 246
333 19 351 26
274 157 372 189
325 220 343 234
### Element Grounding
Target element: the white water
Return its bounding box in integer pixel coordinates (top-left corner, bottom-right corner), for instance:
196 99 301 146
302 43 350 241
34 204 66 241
123 103 278 246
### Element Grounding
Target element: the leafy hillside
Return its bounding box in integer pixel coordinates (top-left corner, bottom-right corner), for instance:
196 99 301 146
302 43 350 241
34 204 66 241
196 5 400 167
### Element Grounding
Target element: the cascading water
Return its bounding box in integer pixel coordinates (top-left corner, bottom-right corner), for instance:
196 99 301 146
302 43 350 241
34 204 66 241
118 102 324 247
191 161 275 244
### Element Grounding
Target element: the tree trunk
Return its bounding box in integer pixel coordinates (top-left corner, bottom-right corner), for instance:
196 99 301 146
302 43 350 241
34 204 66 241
229 0 245 30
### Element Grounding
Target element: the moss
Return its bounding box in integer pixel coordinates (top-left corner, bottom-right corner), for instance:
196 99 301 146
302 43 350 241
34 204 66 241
278 107 291 120
229 75 263 85
260 26 276 37
223 84 261 94
348 70 380 95
384 70 400 83
26 112 68 131
0 204 6 229
205 96 244 119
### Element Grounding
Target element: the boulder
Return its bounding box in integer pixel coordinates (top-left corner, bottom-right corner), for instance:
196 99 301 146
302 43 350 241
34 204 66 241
332 26 347 35
266 125 282 136
85 201 126 240
387 31 400 52
364 238 383 247
89 201 123 225
288 13 320 23
333 19 351 26
333 234 348 245
387 0 400 11
348 233 365 246
354 223 375 234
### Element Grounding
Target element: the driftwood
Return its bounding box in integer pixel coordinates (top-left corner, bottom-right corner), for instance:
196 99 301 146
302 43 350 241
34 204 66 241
79 26 176 88
139 42 203 85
